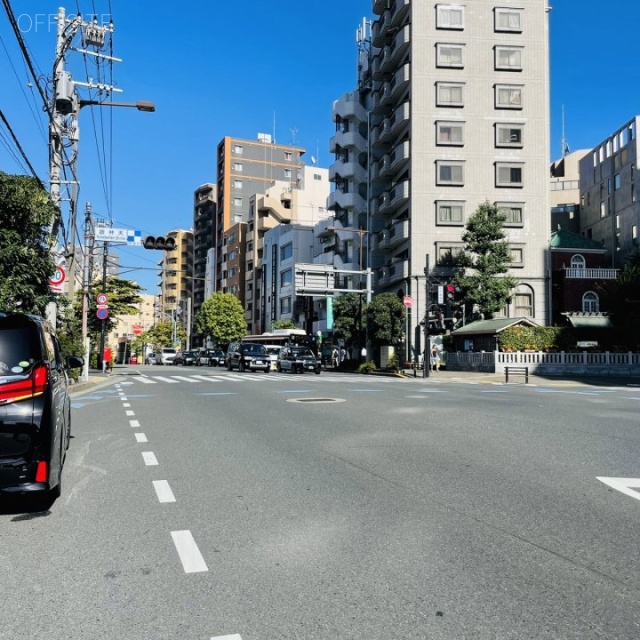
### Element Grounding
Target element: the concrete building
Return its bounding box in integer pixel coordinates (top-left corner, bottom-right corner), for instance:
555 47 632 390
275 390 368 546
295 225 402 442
107 293 156 364
244 167 331 333
550 149 589 234
214 134 306 293
329 1 552 360
578 116 640 268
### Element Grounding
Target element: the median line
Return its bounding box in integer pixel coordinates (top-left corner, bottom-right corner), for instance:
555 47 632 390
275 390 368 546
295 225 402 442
152 480 176 503
171 530 208 573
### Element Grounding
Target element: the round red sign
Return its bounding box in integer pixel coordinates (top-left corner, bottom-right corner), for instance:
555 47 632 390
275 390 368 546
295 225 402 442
403 295 413 308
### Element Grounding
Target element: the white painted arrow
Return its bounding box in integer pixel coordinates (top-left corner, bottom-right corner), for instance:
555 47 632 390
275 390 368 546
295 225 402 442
597 477 640 502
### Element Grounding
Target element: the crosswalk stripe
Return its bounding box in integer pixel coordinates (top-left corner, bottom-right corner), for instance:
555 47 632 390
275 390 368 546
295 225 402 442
172 375 199 383
191 375 219 382
134 376 157 384
151 376 180 383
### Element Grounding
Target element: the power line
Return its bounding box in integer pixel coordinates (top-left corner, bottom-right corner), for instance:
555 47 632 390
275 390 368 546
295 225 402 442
0 108 45 186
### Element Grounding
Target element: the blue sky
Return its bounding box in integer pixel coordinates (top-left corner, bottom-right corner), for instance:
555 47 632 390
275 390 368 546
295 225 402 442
1 1 639 292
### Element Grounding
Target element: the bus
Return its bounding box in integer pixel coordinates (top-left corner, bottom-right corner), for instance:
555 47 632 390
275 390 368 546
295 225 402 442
242 328 313 348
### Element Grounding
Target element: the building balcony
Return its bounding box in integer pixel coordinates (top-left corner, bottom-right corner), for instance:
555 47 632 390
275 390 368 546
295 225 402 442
387 219 410 249
380 25 410 74
372 10 391 47
328 190 367 212
389 101 410 142
373 117 393 148
564 267 620 279
390 63 410 104
378 180 410 216
388 140 410 177
387 260 409 286
329 129 367 154
390 0 410 30
330 161 366 184
333 92 368 123
373 0 388 16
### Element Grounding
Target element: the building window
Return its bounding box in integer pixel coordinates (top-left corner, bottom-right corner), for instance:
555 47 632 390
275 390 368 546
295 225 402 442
234 179 243 189
436 82 464 107
582 291 599 313
495 7 523 32
514 293 533 316
314 173 322 181
496 202 524 226
436 4 464 29
570 254 586 269
233 144 243 155
233 162 243 172
436 161 465 186
495 123 524 147
234 197 242 207
495 46 523 71
280 297 292 314
284 152 293 161
436 121 465 145
436 201 465 225
436 242 464 263
280 269 292 287
436 43 464 68
495 163 524 187
614 173 621 190
284 168 292 178
495 84 523 109
600 201 606 218
633 224 638 240
509 246 524 266
280 243 293 260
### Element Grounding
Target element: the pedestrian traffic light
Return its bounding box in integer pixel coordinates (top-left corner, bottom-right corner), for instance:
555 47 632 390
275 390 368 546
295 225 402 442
447 284 455 300
143 235 176 251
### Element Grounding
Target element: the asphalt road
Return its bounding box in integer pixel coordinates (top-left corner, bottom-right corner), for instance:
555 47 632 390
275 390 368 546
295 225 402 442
2 366 640 639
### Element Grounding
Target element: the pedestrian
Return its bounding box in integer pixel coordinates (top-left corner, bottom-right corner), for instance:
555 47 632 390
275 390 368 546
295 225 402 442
103 346 112 374
332 347 339 369
430 346 440 372
340 347 347 364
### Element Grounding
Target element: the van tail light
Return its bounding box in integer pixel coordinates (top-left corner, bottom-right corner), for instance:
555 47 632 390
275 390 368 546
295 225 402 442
35 461 48 483
0 363 49 404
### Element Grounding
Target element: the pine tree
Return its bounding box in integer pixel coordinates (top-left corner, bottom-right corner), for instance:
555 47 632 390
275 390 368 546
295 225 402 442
453 201 518 319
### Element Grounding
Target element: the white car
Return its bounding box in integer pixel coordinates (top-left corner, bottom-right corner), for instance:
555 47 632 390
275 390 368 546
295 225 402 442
155 347 177 365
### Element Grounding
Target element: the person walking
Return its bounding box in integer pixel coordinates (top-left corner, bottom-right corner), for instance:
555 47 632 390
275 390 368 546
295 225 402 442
430 345 440 372
332 347 339 369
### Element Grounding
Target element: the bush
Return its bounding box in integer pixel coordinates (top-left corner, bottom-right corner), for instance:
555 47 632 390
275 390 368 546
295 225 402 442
498 325 570 351
358 361 377 374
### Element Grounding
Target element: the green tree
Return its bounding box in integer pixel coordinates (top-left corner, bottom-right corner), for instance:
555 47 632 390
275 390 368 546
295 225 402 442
366 292 404 348
272 319 297 330
195 292 246 345
332 292 366 346
142 321 186 349
0 172 58 314
453 201 518 319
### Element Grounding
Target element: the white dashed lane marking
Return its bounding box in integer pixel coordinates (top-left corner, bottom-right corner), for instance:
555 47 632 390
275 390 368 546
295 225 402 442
135 433 148 443
142 451 158 466
171 530 208 573
152 480 176 503
130 420 140 428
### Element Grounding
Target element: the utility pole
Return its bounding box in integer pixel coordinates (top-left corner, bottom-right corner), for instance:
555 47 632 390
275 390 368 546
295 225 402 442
423 255 430 379
80 202 93 381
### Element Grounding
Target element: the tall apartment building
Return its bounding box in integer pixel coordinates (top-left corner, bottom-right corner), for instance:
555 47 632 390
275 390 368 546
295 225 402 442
329 1 551 358
578 116 640 268
192 183 216 321
157 228 194 323
214 135 306 292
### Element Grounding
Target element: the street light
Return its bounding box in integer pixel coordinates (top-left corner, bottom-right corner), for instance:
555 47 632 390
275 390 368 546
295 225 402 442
79 99 156 112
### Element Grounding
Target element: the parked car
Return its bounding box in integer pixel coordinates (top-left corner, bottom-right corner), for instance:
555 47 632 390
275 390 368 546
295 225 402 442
226 342 270 373
277 346 322 374
196 348 225 367
0 312 83 499
265 345 282 371
174 350 197 366
145 353 157 365
155 347 177 365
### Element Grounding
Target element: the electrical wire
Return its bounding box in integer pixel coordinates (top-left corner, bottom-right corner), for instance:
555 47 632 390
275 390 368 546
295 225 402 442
0 108 45 186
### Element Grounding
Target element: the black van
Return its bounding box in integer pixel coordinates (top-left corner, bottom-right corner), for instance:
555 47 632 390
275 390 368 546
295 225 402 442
0 312 83 499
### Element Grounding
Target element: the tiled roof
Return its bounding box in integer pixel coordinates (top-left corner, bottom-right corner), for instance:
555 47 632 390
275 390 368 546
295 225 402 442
451 317 538 336
550 229 605 250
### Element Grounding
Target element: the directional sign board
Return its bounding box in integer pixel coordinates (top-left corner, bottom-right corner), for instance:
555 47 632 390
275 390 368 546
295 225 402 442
94 227 142 245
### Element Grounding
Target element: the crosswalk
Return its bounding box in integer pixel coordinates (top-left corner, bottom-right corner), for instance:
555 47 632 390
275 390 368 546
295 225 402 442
123 372 394 385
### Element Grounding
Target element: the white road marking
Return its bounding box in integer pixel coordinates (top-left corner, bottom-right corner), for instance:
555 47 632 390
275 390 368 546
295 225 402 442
597 477 640 502
211 635 242 640
123 402 131 407
171 530 208 573
152 480 176 503
130 419 140 428
126 410 135 416
173 375 199 383
134 377 157 384
192 375 219 382
142 451 158 466
135 432 148 443
151 376 179 383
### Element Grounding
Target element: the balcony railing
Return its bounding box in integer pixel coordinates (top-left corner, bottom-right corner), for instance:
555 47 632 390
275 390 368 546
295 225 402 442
564 267 619 279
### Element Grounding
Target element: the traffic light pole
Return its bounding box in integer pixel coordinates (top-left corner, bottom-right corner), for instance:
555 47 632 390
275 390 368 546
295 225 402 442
423 255 430 379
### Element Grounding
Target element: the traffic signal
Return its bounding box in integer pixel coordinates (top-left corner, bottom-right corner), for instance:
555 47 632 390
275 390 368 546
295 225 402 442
143 235 176 251
447 284 455 301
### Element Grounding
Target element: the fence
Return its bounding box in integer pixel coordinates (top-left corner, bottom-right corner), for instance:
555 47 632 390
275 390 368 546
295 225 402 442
444 351 640 377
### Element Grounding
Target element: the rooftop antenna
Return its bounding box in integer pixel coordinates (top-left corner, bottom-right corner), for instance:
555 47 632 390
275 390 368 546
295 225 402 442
290 126 298 146
561 105 570 157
